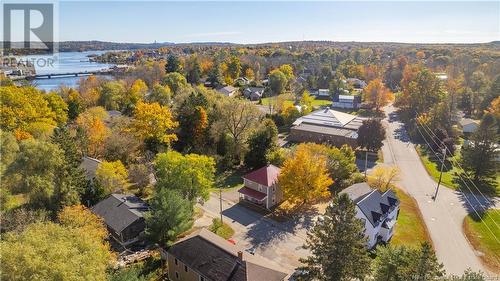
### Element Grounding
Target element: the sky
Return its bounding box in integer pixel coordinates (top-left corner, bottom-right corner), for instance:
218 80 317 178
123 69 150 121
52 1 500 44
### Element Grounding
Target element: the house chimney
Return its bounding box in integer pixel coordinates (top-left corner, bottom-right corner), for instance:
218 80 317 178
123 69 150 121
237 251 243 261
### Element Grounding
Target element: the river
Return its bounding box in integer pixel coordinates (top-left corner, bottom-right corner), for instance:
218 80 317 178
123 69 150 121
19 51 115 92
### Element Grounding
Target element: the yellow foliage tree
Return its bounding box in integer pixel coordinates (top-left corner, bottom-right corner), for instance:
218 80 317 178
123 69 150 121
76 107 110 157
131 101 178 146
58 205 108 241
363 78 394 111
95 160 130 193
278 143 333 205
370 166 401 191
488 96 500 119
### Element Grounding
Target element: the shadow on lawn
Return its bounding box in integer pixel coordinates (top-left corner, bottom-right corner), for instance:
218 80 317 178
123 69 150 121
454 176 499 216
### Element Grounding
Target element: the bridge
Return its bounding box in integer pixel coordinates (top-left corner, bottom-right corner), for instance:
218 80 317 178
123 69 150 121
26 69 113 80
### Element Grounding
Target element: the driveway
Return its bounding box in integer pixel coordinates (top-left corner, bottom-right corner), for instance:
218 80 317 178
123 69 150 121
382 105 499 275
196 190 314 273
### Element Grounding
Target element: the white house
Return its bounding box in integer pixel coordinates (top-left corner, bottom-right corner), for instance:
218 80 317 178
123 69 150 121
332 94 361 109
460 118 480 134
339 183 400 248
216 85 238 97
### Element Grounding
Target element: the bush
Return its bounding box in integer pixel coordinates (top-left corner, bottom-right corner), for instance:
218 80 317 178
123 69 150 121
209 218 234 240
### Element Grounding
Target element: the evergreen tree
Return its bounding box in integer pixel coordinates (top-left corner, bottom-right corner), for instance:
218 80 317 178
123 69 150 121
187 59 202 84
244 119 278 169
461 113 499 182
298 193 371 281
145 189 193 246
415 242 445 280
166 53 181 73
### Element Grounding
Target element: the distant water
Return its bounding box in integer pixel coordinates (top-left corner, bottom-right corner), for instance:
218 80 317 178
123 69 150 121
18 51 114 92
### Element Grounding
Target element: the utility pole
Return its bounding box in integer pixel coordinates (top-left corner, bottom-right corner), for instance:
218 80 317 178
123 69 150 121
364 150 368 179
219 187 223 223
433 146 447 201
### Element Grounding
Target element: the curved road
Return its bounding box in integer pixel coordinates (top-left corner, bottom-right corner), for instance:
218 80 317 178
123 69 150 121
382 105 499 275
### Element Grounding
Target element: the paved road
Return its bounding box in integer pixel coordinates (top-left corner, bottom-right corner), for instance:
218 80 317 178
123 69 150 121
382 105 499 275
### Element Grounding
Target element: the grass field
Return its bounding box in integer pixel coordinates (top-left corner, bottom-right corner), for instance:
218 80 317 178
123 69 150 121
212 169 245 192
391 188 432 248
463 210 500 273
260 96 332 108
209 218 235 239
416 145 499 196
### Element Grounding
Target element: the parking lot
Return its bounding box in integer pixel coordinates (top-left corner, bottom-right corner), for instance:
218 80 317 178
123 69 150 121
195 189 320 274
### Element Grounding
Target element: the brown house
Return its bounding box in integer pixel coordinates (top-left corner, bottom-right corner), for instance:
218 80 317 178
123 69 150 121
91 193 149 246
238 165 282 210
288 108 365 147
166 229 287 281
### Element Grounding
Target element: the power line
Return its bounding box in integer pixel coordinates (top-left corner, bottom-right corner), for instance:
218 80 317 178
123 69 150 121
414 121 500 243
414 111 500 224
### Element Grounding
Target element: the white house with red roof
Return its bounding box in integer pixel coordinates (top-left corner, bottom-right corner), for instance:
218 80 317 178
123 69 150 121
238 164 282 209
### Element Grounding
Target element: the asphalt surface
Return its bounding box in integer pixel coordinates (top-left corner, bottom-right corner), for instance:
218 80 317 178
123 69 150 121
382 105 499 275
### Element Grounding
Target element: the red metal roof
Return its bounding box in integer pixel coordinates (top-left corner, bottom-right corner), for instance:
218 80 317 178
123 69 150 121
238 187 267 201
242 164 281 187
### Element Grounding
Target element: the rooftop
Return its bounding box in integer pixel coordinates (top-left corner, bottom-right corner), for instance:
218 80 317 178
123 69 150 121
340 183 399 227
91 194 149 234
168 229 287 281
292 108 365 131
242 164 281 187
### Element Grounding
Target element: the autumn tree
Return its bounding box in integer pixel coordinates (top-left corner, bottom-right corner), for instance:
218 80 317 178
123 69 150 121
357 118 386 151
76 107 110 157
278 143 333 205
99 80 126 110
363 78 394 111
244 119 278 169
123 79 148 114
213 98 261 163
371 166 401 190
306 144 359 191
269 69 288 95
147 83 172 106
162 72 188 95
154 150 215 202
0 86 58 139
131 101 178 148
43 92 69 125
95 160 130 194
7 139 82 211
1 222 113 280
408 68 445 114
299 91 315 114
298 194 371 280
145 188 193 246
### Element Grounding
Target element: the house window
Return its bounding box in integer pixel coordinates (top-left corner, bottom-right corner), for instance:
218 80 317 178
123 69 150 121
175 272 179 279
174 258 178 265
184 265 188 272
200 277 205 281
272 186 275 192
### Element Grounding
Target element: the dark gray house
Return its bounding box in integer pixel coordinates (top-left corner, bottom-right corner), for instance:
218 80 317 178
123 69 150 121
92 194 149 246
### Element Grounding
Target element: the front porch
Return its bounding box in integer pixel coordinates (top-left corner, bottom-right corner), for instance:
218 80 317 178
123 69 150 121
238 186 268 209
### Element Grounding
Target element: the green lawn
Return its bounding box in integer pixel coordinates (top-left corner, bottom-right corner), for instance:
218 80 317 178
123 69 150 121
208 218 235 239
463 210 500 273
391 188 432 248
416 145 499 196
260 96 331 108
213 169 245 192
